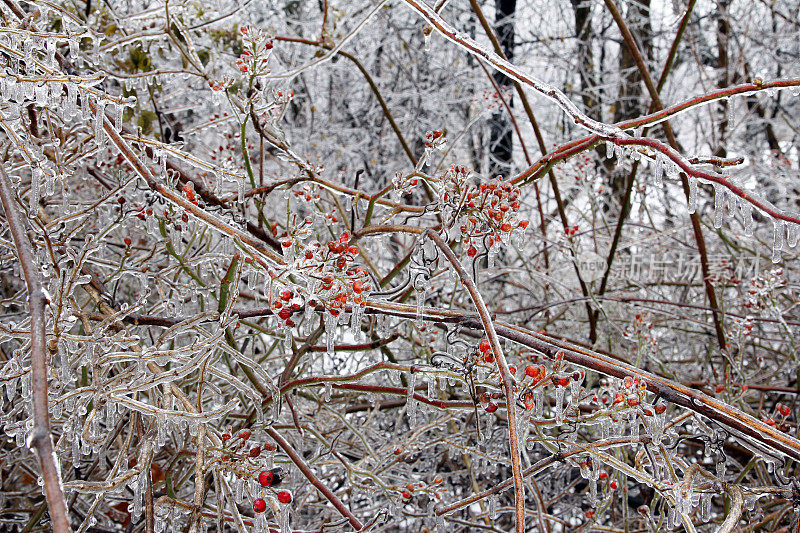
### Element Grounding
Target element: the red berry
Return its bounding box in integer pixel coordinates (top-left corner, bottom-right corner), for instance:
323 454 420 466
252 498 266 513
479 340 491 353
258 470 273 486
249 446 261 457
467 245 477 257
238 429 251 440
485 402 497 413
124 237 132 247
278 308 292 320
525 365 540 379
280 290 293 301
277 491 292 504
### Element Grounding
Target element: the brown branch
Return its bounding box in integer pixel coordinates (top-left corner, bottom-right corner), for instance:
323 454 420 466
424 229 526 533
0 162 72 532
265 427 363 530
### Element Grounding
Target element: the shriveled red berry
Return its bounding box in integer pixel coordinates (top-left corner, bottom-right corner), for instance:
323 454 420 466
253 498 267 513
277 491 292 504
479 340 491 353
249 446 261 457
238 429 251 440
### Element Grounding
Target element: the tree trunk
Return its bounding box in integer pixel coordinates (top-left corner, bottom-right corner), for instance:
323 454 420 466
488 0 516 178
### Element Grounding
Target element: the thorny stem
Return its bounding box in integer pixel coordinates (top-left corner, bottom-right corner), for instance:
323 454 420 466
424 229 526 533
0 162 72 532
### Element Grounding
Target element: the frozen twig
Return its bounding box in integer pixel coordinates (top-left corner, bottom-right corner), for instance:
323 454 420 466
0 162 72 533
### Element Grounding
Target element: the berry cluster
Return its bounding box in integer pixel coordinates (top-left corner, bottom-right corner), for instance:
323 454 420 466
235 26 273 77
453 174 528 257
424 129 445 150
271 230 372 324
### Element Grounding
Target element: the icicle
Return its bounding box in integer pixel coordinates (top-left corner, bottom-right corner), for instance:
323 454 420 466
605 140 614 159
234 476 244 502
727 97 735 126
406 372 417 425
30 165 41 211
534 389 543 418
416 287 426 328
630 410 639 440
554 386 565 425
94 99 105 150
588 477 597 505
487 493 498 520
786 223 799 248
772 219 784 263
713 184 723 228
700 493 711 521
280 504 290 533
687 178 697 214
237 177 245 203
653 155 663 187
156 414 167 448
350 304 363 340
324 313 338 356
323 381 332 403
282 326 293 351
742 204 754 236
